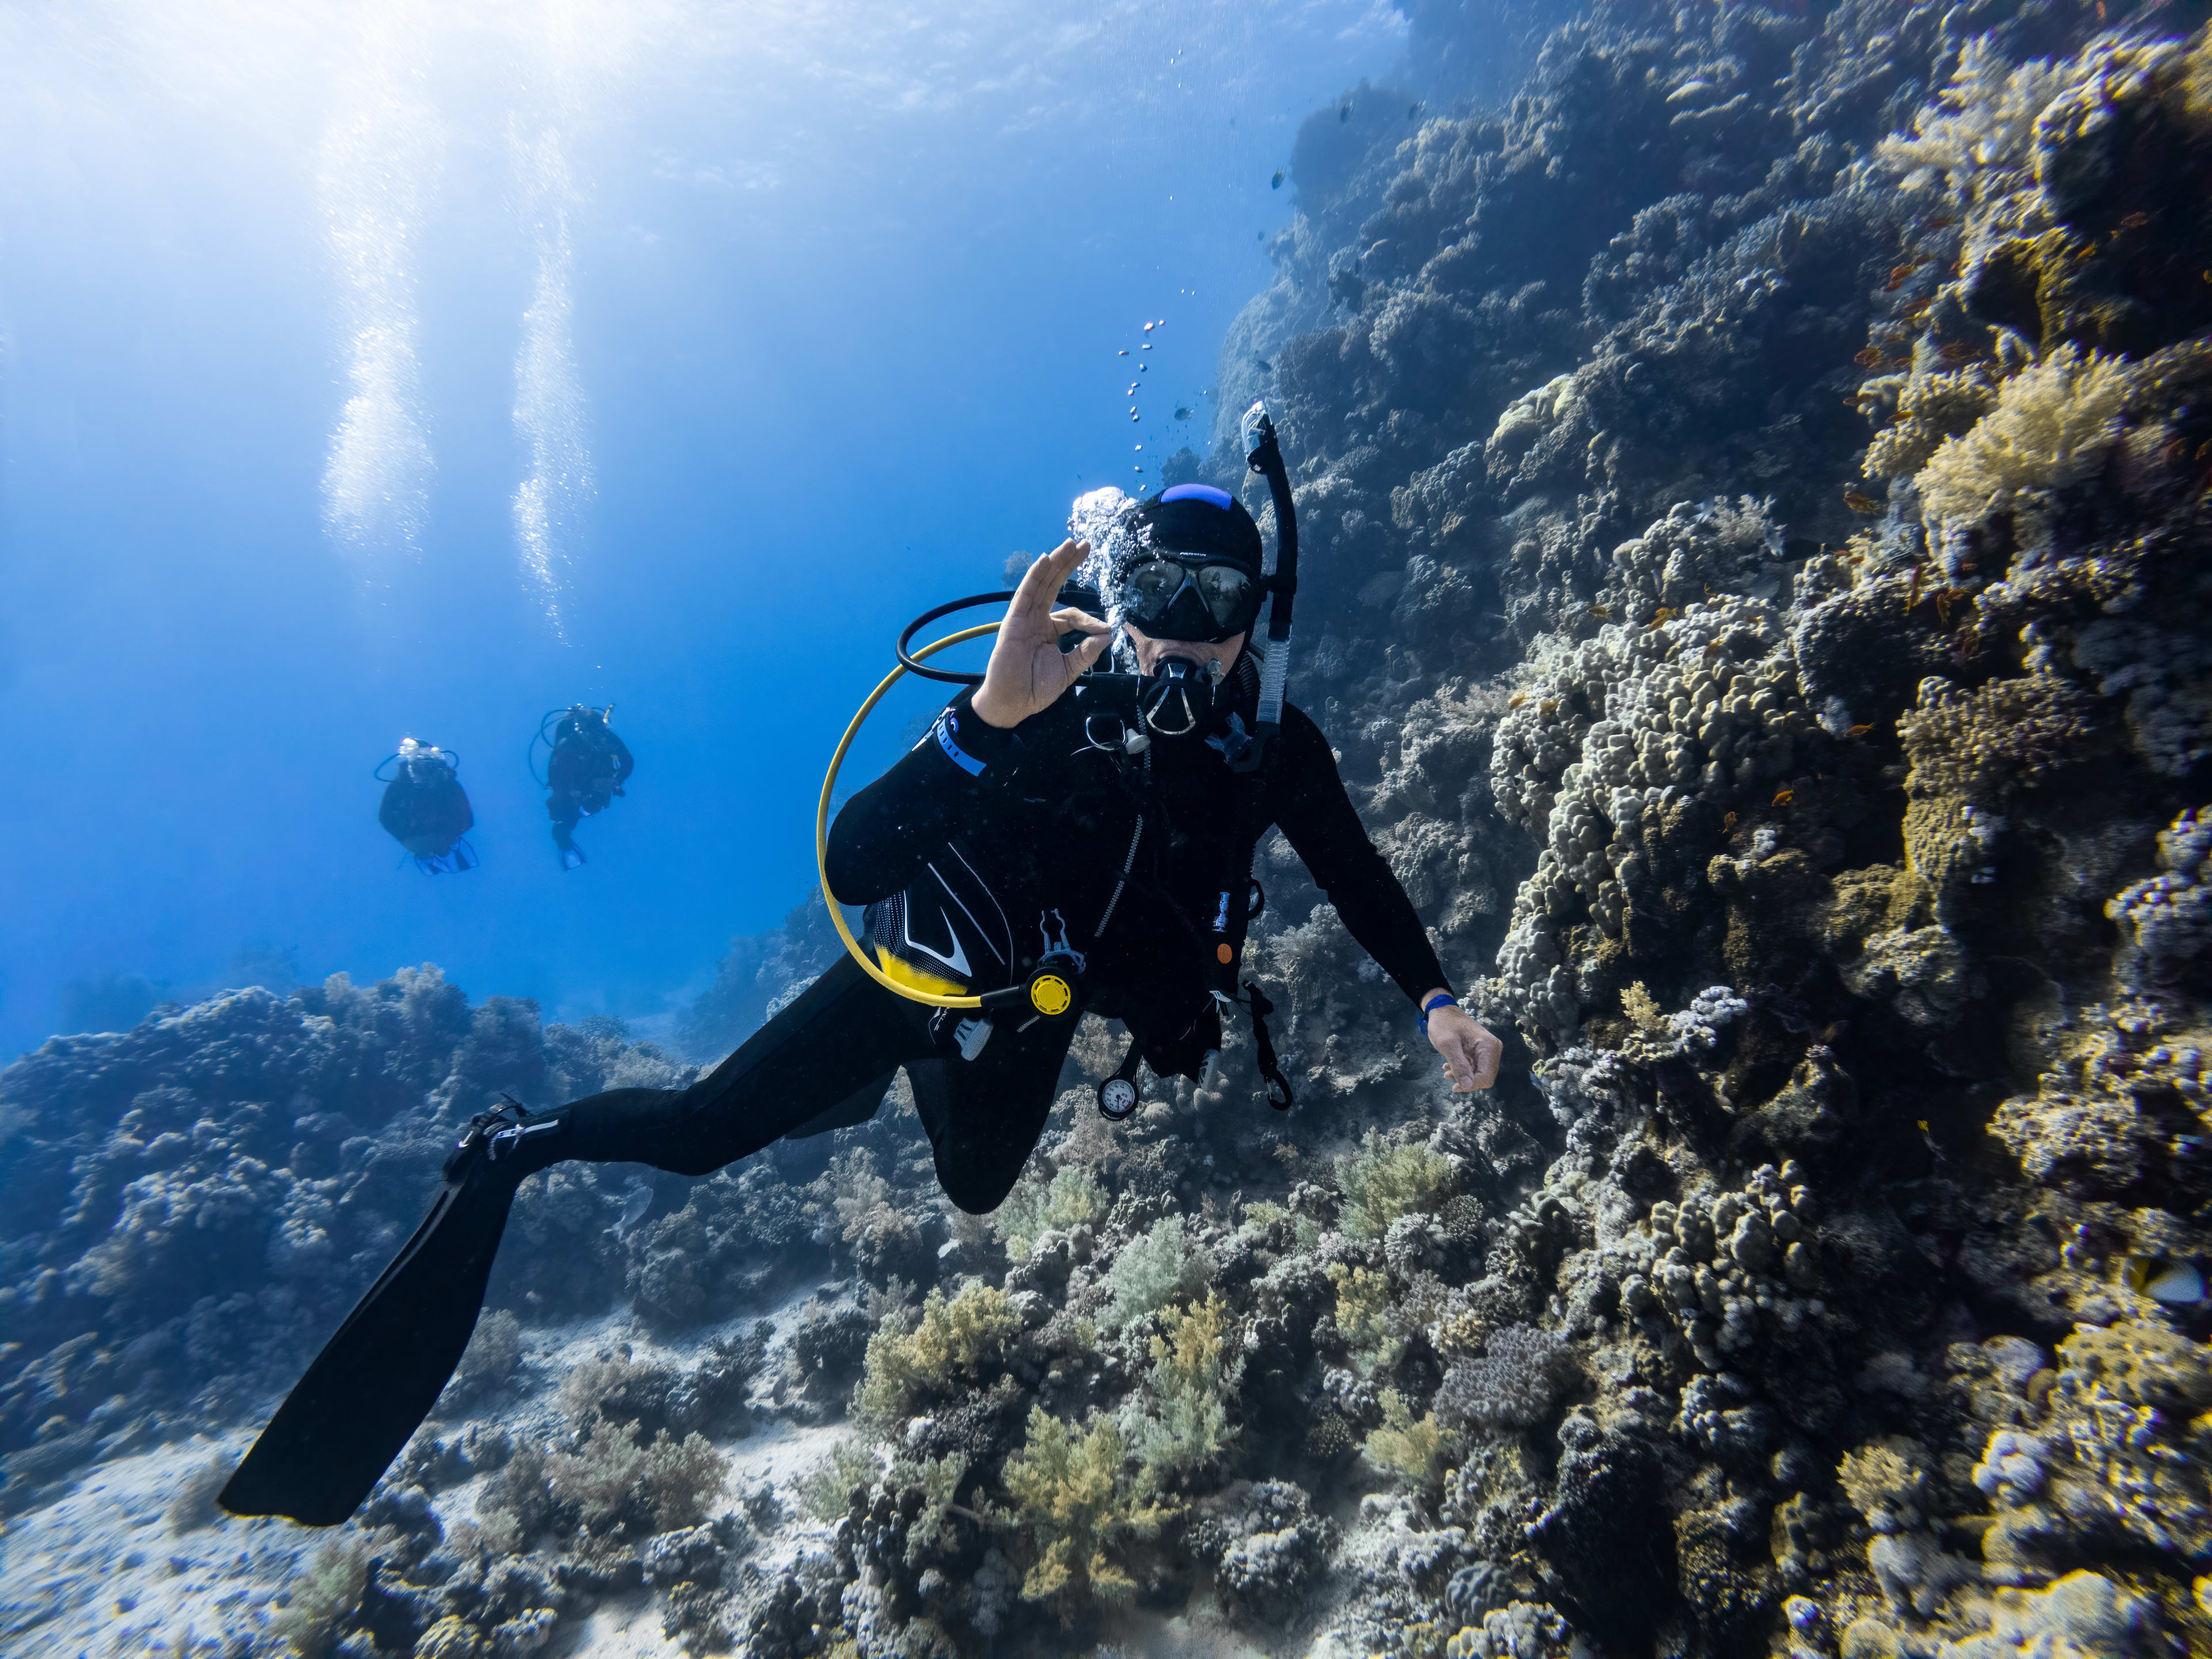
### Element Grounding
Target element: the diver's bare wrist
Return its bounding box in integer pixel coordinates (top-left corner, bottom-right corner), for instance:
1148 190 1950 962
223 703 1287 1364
971 687 1021 728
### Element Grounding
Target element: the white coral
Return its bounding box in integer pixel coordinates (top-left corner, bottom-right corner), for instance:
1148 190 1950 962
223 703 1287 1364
1914 346 2137 533
1876 38 2070 193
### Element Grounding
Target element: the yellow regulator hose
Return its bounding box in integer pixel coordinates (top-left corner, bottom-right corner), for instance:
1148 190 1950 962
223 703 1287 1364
816 622 999 1010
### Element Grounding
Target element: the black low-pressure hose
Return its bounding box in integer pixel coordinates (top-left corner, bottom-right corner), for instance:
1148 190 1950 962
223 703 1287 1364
896 592 1016 684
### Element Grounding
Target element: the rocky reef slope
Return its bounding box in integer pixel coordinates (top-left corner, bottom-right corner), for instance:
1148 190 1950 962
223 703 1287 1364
7 3 2212 1656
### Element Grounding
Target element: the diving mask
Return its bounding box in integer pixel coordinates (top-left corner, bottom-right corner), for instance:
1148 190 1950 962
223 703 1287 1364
1119 552 1263 643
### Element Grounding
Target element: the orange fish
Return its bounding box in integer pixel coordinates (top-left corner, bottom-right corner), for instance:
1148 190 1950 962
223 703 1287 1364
1847 723 1874 738
1854 346 1887 369
1843 490 1883 514
1722 811 1738 834
1772 788 1795 808
2119 211 2150 230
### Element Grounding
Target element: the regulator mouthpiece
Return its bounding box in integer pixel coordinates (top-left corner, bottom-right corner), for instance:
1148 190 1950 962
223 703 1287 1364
1139 656 1214 736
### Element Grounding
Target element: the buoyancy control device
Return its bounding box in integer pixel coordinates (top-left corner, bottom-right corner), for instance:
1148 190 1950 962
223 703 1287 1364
816 401 1301 1115
531 703 635 869
376 739 478 874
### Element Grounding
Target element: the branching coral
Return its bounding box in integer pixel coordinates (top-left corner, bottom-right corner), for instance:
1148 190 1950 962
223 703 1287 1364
271 1539 370 1657
856 1283 1022 1422
1364 1388 1453 1487
547 1419 729 1537
1101 1213 1207 1330
1121 1293 1242 1482
999 1407 1173 1619
991 1166 1108 1260
1914 346 2138 532
1337 1129 1456 1238
1863 366 1999 480
1876 38 2070 195
1327 1260 1403 1373
1899 673 2097 804
832 1147 930 1282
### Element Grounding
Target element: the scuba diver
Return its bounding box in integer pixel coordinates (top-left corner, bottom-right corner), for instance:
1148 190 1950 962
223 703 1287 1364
222 412 1503 1528
534 703 634 868
375 738 477 874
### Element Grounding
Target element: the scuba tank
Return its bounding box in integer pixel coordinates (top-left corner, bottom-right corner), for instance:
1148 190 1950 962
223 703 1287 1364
532 703 635 869
375 739 478 874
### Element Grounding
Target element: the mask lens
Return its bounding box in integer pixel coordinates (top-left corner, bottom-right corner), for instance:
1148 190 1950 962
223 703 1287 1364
1124 558 1185 619
1195 564 1255 626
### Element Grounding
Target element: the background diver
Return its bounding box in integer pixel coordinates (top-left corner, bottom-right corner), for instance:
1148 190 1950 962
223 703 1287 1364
224 483 1503 1527
374 738 477 874
535 703 635 868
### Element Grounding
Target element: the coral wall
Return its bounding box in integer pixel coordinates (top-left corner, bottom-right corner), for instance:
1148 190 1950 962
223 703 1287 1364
8 5 2212 1657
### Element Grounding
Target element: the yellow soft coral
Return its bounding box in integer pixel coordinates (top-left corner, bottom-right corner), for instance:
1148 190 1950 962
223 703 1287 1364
855 1282 1021 1423
1001 1407 1174 1622
1363 1388 1453 1487
1336 1128 1456 1238
1914 345 2137 531
1328 1261 1403 1373
1126 1293 1241 1481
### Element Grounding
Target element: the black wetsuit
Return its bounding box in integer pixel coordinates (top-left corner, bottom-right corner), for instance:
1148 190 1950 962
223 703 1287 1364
519 667 1448 1211
377 756 473 861
221 662 1450 1525
546 715 634 855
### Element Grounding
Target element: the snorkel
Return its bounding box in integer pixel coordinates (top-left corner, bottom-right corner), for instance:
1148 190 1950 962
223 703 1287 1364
1234 399 1298 774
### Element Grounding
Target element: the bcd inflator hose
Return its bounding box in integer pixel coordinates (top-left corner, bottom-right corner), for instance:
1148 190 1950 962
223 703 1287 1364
817 615 1078 1023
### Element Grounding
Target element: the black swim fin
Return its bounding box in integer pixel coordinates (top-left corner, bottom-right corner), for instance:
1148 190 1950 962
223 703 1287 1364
219 1143 521 1527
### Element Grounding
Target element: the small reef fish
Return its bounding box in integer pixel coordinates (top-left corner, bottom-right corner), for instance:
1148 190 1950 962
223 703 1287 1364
1175 407 1192 421
609 1184 653 1240
1843 489 1883 514
1271 169 1285 189
2124 1255 2206 1304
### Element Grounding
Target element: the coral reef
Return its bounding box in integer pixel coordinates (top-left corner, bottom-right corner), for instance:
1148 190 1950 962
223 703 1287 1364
12 5 2212 1657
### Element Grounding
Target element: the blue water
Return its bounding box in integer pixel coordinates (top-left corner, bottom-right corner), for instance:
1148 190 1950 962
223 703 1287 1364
0 1 1411 1055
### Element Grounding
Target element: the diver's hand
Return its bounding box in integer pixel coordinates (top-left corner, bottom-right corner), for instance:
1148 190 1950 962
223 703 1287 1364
1426 997 1502 1093
972 539 1111 729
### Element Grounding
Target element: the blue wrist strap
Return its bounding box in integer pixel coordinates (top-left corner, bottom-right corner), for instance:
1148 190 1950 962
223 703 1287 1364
1417 991 1457 1035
